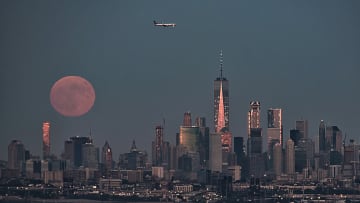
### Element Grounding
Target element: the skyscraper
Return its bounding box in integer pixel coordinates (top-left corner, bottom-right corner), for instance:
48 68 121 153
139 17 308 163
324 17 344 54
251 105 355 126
179 126 200 153
42 121 50 160
248 128 265 178
69 136 92 168
209 133 222 172
285 138 295 175
267 108 283 151
82 142 99 169
248 101 260 137
273 143 282 177
7 140 25 170
195 117 210 166
183 112 192 127
326 126 342 152
319 120 326 152
102 141 113 170
152 125 164 166
214 51 229 133
296 120 308 140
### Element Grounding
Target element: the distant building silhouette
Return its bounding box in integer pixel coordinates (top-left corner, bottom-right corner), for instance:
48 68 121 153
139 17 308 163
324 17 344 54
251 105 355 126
119 140 148 170
248 101 260 137
267 108 283 152
296 120 308 140
273 143 282 177
248 128 264 178
290 129 301 147
102 141 113 170
183 111 192 127
42 121 50 160
65 136 92 168
7 140 25 170
266 108 282 174
214 50 229 133
209 133 222 172
195 117 210 167
82 142 99 169
319 120 326 152
326 126 342 152
285 138 295 175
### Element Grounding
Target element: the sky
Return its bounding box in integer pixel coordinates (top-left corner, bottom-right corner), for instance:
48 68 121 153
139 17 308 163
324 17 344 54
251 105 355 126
0 0 359 161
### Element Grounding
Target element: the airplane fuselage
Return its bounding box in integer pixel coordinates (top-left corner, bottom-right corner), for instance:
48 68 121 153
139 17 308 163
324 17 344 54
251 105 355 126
153 21 176 27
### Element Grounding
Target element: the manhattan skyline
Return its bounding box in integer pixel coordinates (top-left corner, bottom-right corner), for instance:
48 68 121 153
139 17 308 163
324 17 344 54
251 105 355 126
0 1 359 160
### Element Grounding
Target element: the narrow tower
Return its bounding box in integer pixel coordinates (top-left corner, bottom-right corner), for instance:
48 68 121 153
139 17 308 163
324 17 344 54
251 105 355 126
319 120 326 152
214 50 229 133
152 125 164 166
42 121 50 159
248 101 260 137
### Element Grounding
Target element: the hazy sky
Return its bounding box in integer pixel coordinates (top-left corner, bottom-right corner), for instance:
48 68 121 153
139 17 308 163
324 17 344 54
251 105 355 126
1 1 359 161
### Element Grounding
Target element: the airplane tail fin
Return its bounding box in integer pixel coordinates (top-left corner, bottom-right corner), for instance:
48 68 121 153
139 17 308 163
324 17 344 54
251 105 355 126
153 20 157 25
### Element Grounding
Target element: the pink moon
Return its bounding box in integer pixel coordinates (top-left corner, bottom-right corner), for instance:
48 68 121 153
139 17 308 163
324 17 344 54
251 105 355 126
50 76 95 117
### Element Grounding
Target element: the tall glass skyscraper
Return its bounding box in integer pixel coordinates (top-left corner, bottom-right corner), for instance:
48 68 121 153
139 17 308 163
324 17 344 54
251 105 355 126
296 120 308 140
267 108 283 151
7 140 25 170
248 101 260 137
319 120 326 152
152 125 164 166
214 51 229 133
42 121 50 160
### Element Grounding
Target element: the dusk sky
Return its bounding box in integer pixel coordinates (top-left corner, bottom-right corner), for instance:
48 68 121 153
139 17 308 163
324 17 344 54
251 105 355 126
1 1 359 161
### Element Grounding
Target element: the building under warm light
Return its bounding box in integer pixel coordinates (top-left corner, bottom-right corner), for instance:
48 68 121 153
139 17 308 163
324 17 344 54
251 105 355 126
267 108 283 151
42 121 50 160
214 51 229 133
248 101 260 137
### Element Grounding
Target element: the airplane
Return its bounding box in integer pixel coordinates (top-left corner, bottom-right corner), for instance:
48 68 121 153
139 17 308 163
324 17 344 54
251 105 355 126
153 20 176 27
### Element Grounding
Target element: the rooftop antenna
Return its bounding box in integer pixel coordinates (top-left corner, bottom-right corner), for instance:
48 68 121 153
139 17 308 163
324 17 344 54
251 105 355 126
219 50 223 79
89 128 93 143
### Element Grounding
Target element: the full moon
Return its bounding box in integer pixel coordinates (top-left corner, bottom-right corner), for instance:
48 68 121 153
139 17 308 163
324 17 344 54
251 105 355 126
50 76 95 117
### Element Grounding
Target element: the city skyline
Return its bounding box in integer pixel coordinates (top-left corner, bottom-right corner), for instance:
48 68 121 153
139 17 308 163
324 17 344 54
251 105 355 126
1 1 359 160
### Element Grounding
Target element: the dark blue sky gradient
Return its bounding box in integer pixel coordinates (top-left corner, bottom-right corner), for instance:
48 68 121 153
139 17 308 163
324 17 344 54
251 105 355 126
0 1 359 160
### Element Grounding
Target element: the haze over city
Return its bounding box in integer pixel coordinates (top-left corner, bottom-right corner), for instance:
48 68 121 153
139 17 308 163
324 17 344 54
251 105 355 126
0 0 359 161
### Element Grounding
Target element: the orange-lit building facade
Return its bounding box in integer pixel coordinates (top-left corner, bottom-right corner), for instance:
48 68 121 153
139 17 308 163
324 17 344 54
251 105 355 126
42 121 50 159
214 51 231 152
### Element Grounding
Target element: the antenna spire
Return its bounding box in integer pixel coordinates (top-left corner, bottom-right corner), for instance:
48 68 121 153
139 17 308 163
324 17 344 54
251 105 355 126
219 50 223 79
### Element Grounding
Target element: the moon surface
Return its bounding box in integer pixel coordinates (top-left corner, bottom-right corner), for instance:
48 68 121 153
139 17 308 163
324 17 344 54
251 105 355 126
50 76 95 117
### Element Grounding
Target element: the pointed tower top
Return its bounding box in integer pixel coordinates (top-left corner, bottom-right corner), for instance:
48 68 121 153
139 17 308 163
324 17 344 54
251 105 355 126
130 140 137 152
219 50 223 79
104 140 109 148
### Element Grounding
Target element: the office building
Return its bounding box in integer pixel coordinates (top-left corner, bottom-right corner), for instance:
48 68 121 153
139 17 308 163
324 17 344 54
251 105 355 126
247 128 265 178
152 125 164 166
183 111 192 126
273 143 282 177
267 108 283 151
290 129 301 147
209 133 222 172
214 50 229 133
119 140 148 170
82 142 99 169
296 120 308 140
325 126 342 152
7 140 25 170
195 117 210 167
285 139 295 175
102 141 113 170
68 136 92 168
319 120 326 152
42 121 50 159
248 101 260 137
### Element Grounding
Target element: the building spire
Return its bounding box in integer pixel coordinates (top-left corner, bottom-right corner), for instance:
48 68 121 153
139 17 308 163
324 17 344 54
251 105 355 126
219 50 223 79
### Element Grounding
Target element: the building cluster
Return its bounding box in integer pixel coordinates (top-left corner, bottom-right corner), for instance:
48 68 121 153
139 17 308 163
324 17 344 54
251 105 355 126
1 52 359 192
